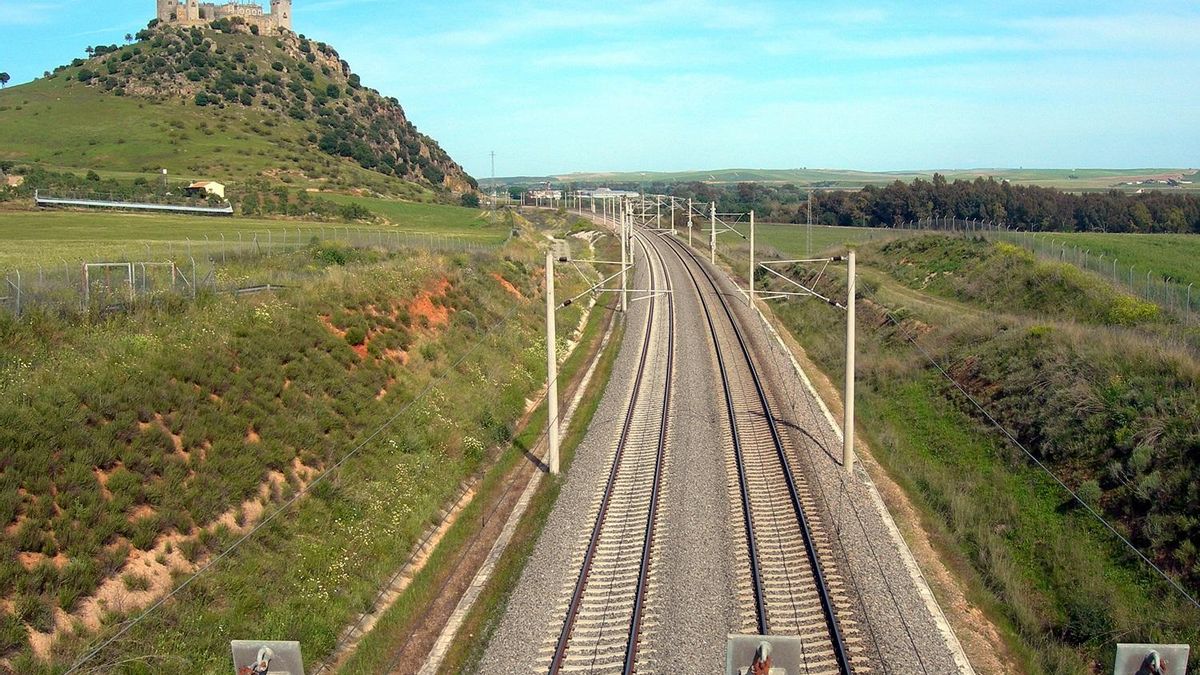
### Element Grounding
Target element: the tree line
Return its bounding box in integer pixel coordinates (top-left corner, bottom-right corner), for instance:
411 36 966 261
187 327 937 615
586 175 1200 233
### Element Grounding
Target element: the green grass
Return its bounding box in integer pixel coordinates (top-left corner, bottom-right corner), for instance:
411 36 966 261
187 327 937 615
750 222 893 256
0 203 508 268
1024 231 1200 288
321 194 499 238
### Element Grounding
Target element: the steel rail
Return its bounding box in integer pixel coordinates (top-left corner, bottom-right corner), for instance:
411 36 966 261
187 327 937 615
623 232 675 672
548 231 672 675
660 233 851 674
657 232 769 634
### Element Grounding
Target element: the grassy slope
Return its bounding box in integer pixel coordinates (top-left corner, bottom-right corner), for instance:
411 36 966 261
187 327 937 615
0 202 503 268
733 234 1200 673
337 225 622 673
534 168 1200 191
0 212 592 671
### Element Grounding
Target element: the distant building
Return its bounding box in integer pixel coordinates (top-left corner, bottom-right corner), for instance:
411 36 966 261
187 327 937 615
185 180 226 199
578 187 640 199
526 182 562 202
156 0 292 33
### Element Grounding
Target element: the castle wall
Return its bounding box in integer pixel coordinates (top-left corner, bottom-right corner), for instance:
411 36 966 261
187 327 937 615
157 0 291 32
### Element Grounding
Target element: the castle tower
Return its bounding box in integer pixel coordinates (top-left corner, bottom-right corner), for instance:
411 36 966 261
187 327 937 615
185 0 200 22
270 0 292 30
156 0 176 22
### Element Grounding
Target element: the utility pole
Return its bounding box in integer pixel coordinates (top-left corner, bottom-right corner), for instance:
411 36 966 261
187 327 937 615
545 249 560 475
710 202 717 264
748 210 755 307
844 249 856 475
807 190 813 257
490 151 496 210
687 198 693 247
620 200 629 312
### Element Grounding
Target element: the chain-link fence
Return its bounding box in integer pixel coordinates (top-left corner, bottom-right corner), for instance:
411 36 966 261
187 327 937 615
900 217 1197 323
1 226 505 318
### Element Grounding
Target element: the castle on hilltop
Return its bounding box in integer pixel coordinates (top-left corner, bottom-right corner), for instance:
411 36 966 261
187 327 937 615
156 0 291 32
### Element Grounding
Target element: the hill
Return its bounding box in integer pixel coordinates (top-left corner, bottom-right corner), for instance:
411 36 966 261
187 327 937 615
0 19 475 195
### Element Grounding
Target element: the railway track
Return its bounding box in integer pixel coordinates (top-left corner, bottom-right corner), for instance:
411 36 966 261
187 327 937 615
544 231 674 674
659 233 859 674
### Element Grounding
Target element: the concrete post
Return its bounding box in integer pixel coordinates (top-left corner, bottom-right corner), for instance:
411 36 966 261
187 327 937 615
620 202 629 313
546 250 560 475
748 210 755 306
710 202 717 264
687 198 693 247
844 249 856 475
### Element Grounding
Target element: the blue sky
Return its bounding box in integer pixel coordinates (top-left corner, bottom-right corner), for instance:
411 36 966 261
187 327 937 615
2 1 1198 178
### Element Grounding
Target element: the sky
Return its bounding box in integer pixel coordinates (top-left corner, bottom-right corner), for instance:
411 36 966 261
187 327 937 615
1 1 1198 178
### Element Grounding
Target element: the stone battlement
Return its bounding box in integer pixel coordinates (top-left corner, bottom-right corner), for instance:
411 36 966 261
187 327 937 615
157 0 291 33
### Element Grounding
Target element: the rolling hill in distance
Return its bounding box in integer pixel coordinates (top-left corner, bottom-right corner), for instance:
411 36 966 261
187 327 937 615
0 18 476 196
499 167 1199 191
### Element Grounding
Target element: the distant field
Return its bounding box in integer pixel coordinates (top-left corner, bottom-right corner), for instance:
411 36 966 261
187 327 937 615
321 194 494 235
0 201 505 268
741 223 1200 289
1031 231 1200 288
510 167 1200 192
739 222 891 257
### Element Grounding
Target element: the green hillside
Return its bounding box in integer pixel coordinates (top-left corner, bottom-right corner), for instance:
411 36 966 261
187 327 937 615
734 234 1200 671
0 20 475 195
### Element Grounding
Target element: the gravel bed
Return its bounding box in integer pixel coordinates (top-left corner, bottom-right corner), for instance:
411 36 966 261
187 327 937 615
479 239 656 673
637 234 738 673
479 218 970 674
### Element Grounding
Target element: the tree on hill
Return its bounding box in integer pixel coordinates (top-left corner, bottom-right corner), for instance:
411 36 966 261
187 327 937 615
124 33 133 44
0 73 9 88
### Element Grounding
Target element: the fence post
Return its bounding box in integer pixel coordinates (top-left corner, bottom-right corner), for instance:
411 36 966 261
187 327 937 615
221 233 226 264
13 270 20 316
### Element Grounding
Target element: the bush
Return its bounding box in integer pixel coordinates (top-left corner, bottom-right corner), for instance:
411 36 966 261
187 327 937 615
14 594 53 633
343 326 366 346
0 611 26 654
337 203 371 222
460 193 480 208
1106 295 1159 326
130 515 162 550
122 572 151 592
1076 479 1102 508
